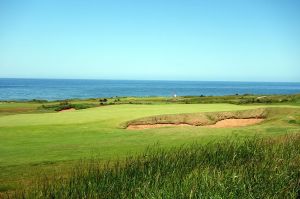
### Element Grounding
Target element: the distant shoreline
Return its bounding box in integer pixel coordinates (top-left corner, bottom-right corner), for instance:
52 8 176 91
1 93 299 104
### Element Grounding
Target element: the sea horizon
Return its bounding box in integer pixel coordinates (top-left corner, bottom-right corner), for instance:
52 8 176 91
1 78 300 101
0 77 299 83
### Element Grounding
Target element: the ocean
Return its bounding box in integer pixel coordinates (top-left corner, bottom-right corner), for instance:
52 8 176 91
0 78 299 101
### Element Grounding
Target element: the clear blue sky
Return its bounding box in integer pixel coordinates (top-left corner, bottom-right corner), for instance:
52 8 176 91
0 0 299 82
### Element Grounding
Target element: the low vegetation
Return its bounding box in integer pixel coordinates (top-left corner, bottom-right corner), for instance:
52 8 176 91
179 94 300 105
113 94 300 105
40 101 98 111
9 134 300 198
1 94 299 116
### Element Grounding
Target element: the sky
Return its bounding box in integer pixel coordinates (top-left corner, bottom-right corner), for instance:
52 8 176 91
0 0 299 82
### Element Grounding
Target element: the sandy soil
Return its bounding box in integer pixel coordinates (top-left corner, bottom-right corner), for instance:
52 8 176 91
206 118 264 128
127 118 264 130
58 108 76 112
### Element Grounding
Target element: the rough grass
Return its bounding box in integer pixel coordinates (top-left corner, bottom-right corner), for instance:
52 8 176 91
116 94 300 105
8 134 300 199
125 108 268 127
40 103 98 111
0 102 48 116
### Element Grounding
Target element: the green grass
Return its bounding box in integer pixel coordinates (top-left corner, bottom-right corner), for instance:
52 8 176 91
40 102 99 111
0 102 48 116
112 93 300 105
9 134 300 198
0 100 300 193
0 103 267 127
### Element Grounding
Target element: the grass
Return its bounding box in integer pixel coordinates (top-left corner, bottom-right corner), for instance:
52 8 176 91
0 102 48 116
1 93 299 117
125 108 268 127
8 134 300 198
109 93 300 105
40 102 98 111
0 103 268 127
0 96 300 195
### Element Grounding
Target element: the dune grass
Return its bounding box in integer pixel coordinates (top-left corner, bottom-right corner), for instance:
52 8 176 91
8 134 300 199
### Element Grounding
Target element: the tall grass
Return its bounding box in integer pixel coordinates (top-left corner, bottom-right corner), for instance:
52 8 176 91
125 108 267 128
10 135 300 198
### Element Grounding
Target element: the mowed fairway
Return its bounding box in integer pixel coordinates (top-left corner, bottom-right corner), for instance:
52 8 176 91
0 103 299 190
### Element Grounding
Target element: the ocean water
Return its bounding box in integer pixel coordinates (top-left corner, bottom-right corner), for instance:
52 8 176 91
0 78 300 101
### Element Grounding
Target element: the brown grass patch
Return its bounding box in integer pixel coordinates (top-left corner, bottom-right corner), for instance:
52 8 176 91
206 118 264 128
125 108 267 130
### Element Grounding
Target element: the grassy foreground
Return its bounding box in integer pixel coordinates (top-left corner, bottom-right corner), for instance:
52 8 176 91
9 134 300 199
0 95 300 196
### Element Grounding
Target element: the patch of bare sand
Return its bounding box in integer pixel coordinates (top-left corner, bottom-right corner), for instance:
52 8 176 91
206 118 264 128
58 108 76 112
127 118 264 130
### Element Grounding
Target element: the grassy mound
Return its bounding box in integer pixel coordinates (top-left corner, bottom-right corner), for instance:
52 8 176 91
125 108 268 128
9 134 300 198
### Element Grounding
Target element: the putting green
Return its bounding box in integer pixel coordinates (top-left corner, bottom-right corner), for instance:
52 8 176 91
0 103 288 127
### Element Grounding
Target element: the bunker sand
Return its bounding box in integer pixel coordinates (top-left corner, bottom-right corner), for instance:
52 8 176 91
206 118 264 128
126 108 267 130
127 118 264 129
58 108 76 112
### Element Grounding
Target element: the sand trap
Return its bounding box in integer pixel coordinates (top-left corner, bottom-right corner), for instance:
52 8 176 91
206 118 264 128
58 108 76 112
127 118 264 130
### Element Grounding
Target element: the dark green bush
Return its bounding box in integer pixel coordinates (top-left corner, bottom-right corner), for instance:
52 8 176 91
99 98 108 103
29 99 48 103
40 103 97 111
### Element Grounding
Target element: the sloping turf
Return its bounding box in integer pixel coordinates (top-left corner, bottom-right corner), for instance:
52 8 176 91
0 103 299 191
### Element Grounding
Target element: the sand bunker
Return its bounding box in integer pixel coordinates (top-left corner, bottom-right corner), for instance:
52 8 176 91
206 118 264 128
125 108 267 130
127 118 264 130
58 108 76 112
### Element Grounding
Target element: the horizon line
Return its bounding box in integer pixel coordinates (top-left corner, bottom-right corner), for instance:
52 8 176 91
0 77 299 84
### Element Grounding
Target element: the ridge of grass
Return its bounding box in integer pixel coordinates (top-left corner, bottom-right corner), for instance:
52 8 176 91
125 108 268 127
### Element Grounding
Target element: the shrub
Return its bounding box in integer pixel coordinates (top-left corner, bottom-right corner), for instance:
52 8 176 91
30 99 48 103
40 103 97 111
99 98 108 103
